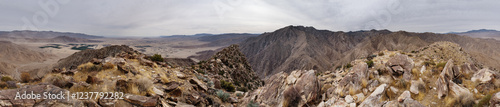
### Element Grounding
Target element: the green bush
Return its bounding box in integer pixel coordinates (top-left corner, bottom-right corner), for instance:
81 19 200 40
220 80 235 92
216 90 230 102
150 54 164 62
237 87 248 92
344 63 353 68
366 60 374 68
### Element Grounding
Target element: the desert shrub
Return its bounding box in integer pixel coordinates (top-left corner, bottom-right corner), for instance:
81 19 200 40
21 72 31 83
344 63 353 68
0 82 7 88
102 62 114 70
216 90 230 102
475 94 491 107
150 54 164 62
196 69 205 74
366 60 374 68
43 74 72 88
220 80 235 92
237 87 248 92
247 100 259 107
78 62 103 72
436 62 447 68
283 86 301 107
133 78 153 93
207 81 214 88
423 60 436 66
378 52 385 56
1 76 14 82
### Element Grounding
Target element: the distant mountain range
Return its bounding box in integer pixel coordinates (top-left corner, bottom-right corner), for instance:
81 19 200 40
449 29 500 40
0 30 103 43
239 26 500 78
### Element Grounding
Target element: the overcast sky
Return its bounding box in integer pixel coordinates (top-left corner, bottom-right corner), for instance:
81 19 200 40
0 0 499 37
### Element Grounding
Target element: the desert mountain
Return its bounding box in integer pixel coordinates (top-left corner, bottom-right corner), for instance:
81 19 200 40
240 26 500 78
0 30 103 43
54 45 135 70
451 29 500 40
0 41 54 79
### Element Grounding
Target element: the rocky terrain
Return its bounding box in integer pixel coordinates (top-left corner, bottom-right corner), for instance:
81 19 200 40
239 26 500 78
238 41 500 107
0 41 55 79
0 44 262 106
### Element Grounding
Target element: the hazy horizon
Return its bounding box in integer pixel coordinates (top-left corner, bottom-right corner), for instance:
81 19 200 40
1 0 499 37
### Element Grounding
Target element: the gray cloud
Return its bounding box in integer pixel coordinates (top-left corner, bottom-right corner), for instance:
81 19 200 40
0 0 499 36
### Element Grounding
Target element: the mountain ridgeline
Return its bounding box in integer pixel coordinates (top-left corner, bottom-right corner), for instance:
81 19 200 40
239 26 500 78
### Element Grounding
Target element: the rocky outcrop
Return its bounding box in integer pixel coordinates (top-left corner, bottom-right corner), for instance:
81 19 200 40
359 84 387 107
55 45 136 69
196 44 263 91
239 70 321 107
386 54 414 81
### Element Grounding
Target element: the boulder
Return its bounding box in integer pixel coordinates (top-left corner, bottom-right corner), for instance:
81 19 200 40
189 78 208 91
175 71 188 79
359 84 388 107
386 54 414 76
352 62 369 79
397 91 411 102
410 79 425 94
345 95 354 103
437 69 449 99
471 68 496 83
118 64 137 75
441 59 456 80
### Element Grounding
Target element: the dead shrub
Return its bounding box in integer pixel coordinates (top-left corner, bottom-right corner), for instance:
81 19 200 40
102 62 114 70
21 72 31 83
43 74 73 88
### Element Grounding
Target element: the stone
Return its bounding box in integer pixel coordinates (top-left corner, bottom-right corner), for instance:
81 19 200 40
345 95 354 103
118 64 137 75
437 70 449 99
189 78 208 91
175 71 188 79
383 100 399 107
386 54 414 76
359 84 388 107
352 62 369 79
355 93 365 103
410 79 425 94
441 59 456 80
490 92 500 107
402 99 425 107
471 68 495 83
366 79 379 92
349 103 356 107
164 81 180 91
123 94 157 107
152 87 164 96
229 97 238 103
398 91 411 102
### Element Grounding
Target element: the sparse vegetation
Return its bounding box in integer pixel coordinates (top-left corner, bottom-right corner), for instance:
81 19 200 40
366 60 374 68
43 74 72 88
0 82 7 89
220 80 235 92
423 60 436 66
475 94 491 107
150 54 164 62
21 72 31 83
378 52 385 56
344 63 353 68
78 62 103 72
1 76 14 82
102 62 114 70
216 90 230 102
247 100 259 107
